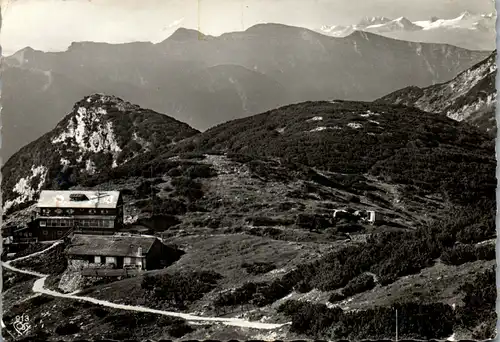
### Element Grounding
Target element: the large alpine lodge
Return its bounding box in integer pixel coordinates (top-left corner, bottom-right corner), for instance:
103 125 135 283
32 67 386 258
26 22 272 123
3 190 125 244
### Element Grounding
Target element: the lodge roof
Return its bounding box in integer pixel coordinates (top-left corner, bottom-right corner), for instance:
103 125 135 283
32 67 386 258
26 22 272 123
66 234 158 257
37 190 121 209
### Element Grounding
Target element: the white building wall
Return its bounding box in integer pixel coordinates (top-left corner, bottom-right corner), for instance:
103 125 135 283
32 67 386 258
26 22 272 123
365 211 373 222
124 256 144 268
105 256 117 265
94 256 101 263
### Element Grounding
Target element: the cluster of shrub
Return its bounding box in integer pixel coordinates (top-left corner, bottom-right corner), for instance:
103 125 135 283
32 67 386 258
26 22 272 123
278 299 455 340
278 266 496 340
101 311 194 339
141 270 222 310
81 155 216 189
213 199 495 309
12 242 68 275
371 146 496 206
52 300 195 340
241 261 276 275
12 243 47 259
226 152 374 195
295 211 365 234
295 213 334 231
120 160 218 224
214 279 294 308
328 273 376 302
440 243 495 266
456 267 496 340
3 200 37 217
2 269 35 292
247 216 295 227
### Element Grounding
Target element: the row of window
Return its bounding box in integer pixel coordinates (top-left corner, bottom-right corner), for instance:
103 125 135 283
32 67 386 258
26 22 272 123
39 219 114 228
41 230 65 236
40 208 112 215
16 232 33 237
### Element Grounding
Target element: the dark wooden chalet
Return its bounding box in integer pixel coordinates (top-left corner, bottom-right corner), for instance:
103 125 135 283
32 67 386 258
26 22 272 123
65 234 168 275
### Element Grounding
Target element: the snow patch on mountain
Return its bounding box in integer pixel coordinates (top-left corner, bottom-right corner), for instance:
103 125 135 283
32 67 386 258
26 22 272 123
358 16 392 26
347 123 363 129
3 166 48 212
308 126 341 133
319 25 354 37
310 126 328 132
52 104 123 167
307 116 323 121
360 111 381 118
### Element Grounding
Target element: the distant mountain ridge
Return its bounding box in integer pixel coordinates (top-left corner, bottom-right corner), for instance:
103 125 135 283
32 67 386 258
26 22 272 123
376 51 497 135
1 23 490 162
319 11 496 51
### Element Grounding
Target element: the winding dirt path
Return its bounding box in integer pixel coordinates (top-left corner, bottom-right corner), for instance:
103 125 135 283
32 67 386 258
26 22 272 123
3 242 289 330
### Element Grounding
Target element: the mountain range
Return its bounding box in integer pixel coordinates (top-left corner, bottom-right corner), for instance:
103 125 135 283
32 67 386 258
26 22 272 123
376 51 497 135
318 11 496 51
1 23 491 162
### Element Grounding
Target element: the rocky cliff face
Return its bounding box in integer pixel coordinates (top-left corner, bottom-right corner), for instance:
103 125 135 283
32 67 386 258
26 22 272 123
376 51 497 134
1 94 199 214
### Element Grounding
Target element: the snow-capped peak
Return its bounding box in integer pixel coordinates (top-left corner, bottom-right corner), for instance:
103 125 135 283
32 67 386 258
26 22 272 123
365 16 422 32
357 16 391 27
414 11 494 31
317 11 496 50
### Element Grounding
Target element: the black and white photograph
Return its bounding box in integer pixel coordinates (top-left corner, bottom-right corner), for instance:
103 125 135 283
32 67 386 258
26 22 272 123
0 0 497 340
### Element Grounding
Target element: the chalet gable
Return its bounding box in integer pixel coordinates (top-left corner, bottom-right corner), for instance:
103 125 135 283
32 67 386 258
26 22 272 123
66 234 158 258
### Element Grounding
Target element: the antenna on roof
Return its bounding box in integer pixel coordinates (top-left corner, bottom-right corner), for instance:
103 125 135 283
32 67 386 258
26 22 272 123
96 187 101 209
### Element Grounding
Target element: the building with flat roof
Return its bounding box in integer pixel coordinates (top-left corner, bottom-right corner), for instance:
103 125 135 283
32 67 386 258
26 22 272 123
35 190 124 240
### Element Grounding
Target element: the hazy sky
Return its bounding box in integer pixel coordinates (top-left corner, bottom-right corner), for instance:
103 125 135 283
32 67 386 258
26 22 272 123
0 0 496 56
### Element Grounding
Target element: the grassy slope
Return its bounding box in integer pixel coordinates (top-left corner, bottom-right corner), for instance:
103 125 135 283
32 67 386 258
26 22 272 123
2 100 496 340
